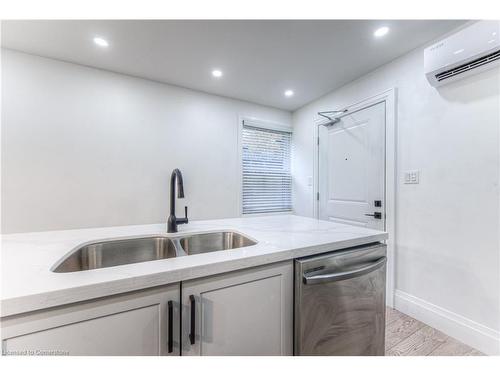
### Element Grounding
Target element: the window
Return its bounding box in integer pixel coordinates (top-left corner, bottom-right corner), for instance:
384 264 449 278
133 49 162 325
241 121 292 215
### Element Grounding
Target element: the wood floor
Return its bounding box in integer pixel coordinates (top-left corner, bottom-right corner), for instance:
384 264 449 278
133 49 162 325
385 308 484 356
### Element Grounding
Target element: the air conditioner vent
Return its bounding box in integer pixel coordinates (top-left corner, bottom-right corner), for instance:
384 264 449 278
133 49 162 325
435 48 500 82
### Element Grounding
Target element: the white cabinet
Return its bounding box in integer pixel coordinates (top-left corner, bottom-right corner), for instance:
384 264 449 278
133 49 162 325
1 261 293 356
1 284 180 356
181 261 293 355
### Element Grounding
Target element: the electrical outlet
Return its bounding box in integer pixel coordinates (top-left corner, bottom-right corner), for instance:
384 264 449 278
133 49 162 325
404 170 420 184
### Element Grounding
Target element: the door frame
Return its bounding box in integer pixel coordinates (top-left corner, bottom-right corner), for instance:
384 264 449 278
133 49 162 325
312 88 397 307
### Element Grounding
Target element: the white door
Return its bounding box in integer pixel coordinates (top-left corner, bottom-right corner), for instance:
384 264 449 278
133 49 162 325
318 101 385 230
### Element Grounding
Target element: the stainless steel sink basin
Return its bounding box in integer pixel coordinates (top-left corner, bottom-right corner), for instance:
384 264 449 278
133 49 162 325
178 231 257 255
52 231 257 273
52 237 178 273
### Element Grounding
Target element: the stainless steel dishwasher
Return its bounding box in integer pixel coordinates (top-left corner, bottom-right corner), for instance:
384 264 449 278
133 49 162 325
294 243 387 355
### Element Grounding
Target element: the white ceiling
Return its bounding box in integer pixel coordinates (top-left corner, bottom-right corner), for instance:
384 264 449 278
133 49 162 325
1 20 465 111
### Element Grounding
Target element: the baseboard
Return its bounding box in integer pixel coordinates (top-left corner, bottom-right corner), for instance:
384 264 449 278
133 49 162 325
394 289 500 355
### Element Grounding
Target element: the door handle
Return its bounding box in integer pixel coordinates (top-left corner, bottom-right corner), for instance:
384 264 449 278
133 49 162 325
189 295 195 345
167 300 173 353
303 257 387 285
365 212 382 219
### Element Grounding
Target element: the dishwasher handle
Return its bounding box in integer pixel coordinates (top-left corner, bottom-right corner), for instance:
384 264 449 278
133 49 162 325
303 256 386 285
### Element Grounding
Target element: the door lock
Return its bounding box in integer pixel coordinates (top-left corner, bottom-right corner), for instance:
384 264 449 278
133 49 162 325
365 212 382 219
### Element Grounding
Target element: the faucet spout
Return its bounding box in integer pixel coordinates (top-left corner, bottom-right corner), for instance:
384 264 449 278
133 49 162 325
168 169 188 233
175 169 184 198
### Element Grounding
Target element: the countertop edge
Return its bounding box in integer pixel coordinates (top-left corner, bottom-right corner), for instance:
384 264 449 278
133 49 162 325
0 232 387 318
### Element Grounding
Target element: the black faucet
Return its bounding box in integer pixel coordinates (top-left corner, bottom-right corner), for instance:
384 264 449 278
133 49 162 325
167 168 188 233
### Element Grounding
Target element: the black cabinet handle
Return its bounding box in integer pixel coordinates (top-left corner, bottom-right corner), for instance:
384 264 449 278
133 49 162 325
189 295 195 345
167 300 173 353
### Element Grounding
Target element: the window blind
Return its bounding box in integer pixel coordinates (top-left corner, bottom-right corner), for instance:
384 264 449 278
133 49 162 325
242 123 292 214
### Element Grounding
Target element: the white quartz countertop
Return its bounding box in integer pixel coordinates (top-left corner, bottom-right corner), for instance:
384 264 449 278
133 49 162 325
1 215 387 317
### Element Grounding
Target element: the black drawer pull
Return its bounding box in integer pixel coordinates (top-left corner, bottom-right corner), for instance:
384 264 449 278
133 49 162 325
167 300 173 353
189 295 195 345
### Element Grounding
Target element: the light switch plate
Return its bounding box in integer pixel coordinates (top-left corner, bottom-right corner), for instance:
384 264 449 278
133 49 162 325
307 176 313 187
404 170 420 184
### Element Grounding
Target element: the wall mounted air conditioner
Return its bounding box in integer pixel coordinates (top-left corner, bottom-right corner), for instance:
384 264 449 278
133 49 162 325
424 20 500 87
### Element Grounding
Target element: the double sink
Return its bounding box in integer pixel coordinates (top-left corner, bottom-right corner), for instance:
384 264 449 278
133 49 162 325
52 231 257 273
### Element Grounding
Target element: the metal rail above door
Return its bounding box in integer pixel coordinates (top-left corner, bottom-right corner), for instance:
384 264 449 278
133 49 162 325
317 109 348 126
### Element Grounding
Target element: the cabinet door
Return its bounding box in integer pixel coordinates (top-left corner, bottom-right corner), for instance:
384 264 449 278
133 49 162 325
1 284 180 356
181 261 293 356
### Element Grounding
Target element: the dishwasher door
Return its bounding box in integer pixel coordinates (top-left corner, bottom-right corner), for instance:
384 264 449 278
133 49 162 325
294 243 386 356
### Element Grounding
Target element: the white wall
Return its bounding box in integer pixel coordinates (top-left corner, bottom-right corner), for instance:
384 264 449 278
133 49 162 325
292 47 500 353
1 50 291 233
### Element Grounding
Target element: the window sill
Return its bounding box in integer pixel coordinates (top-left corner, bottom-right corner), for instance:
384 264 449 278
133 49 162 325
241 210 294 218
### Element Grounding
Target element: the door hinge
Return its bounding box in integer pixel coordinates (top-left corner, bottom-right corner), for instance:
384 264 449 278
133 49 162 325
316 192 320 201
317 137 320 145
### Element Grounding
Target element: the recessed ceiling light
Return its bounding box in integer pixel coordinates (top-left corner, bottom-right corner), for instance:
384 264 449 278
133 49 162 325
93 37 109 48
453 48 465 55
374 27 389 38
212 69 223 78
284 90 294 97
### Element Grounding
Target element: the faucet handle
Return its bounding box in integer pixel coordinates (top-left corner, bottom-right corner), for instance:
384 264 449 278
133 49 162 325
175 206 189 225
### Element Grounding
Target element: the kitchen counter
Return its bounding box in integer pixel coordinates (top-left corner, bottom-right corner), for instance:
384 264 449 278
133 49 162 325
1 215 387 317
